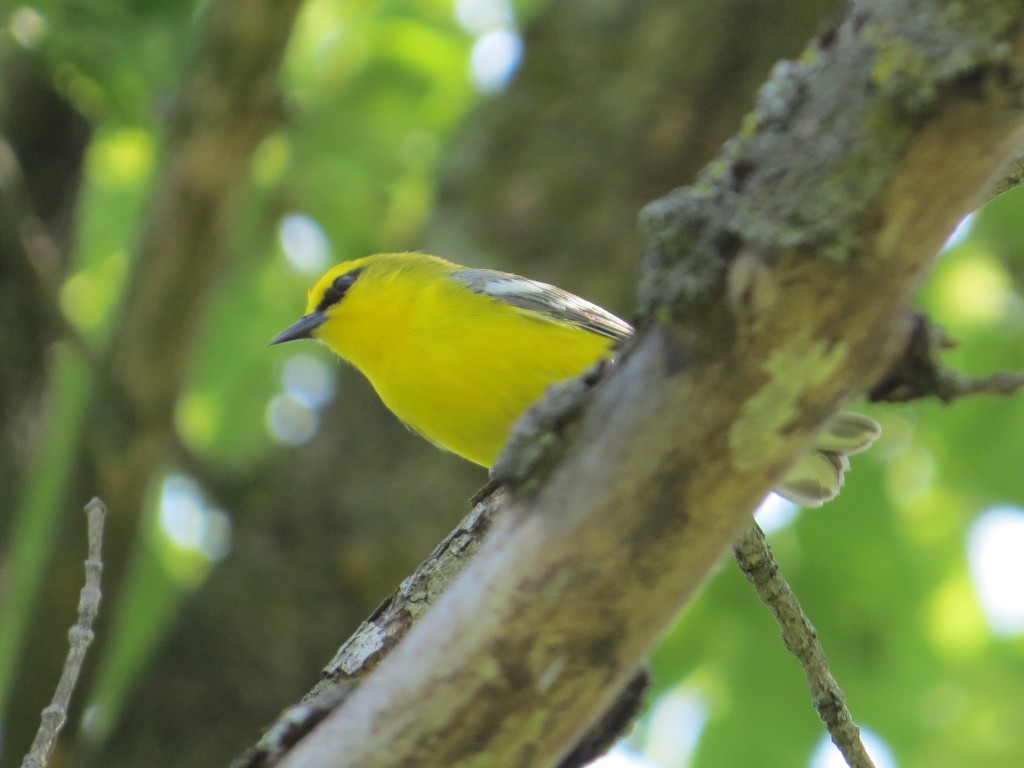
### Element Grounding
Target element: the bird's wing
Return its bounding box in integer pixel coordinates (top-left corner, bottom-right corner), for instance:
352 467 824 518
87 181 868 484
451 268 634 341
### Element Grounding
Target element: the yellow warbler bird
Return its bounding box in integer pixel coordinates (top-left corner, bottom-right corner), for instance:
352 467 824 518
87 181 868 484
272 252 879 506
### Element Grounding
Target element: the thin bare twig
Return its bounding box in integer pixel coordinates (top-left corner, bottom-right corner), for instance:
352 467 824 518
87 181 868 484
21 497 107 768
870 312 1024 404
900 367 1024 403
733 522 875 768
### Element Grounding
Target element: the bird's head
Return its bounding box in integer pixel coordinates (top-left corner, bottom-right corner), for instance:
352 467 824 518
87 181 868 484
271 262 365 346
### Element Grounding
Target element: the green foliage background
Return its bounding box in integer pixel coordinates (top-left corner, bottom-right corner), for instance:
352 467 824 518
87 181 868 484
1 1 1023 767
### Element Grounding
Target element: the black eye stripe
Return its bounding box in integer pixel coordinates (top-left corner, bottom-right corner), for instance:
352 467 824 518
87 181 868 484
316 269 362 313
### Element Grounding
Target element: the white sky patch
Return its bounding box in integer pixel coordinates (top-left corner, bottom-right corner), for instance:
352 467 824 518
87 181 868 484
590 746 662 768
755 493 801 534
941 213 975 253
968 506 1024 636
639 687 709 768
809 727 897 768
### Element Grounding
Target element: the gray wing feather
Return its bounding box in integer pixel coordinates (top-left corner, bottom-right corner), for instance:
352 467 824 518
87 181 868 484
451 268 633 341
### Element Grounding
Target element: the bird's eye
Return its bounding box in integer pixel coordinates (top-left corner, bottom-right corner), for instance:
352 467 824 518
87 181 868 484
316 269 362 312
332 273 357 294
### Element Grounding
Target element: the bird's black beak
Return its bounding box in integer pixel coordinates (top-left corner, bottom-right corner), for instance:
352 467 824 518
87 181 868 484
270 312 326 345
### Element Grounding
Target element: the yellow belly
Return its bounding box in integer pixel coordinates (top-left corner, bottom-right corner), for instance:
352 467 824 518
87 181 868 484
359 313 613 467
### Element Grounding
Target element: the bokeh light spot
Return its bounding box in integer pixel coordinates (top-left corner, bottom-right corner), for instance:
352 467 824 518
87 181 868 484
279 213 332 275
161 480 207 551
925 574 987 657
253 133 291 186
89 129 155 187
968 506 1024 636
470 29 523 92
934 252 1012 327
10 6 46 48
455 0 514 34
157 475 233 586
266 392 320 445
283 353 336 409
158 476 231 561
59 251 129 332
175 390 219 451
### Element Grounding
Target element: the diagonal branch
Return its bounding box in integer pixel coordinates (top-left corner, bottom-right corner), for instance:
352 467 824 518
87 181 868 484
733 523 874 768
233 490 506 768
262 3 1024 768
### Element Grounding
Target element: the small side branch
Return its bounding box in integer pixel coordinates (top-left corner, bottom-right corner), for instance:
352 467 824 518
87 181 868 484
21 497 107 768
733 523 875 768
870 312 1024 404
881 366 1024 403
930 368 1024 400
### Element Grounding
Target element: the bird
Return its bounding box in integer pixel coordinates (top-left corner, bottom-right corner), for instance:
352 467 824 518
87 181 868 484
272 252 880 506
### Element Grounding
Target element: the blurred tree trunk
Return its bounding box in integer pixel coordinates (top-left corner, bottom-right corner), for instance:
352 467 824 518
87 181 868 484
4 1 845 767
0 51 89 763
0 50 88 531
1 0 303 763
429 0 844 307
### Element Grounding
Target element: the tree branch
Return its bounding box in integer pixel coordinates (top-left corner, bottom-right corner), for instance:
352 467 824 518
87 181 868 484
261 3 1024 767
992 150 1024 196
21 498 106 768
733 523 874 768
870 311 1024 403
233 490 506 768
